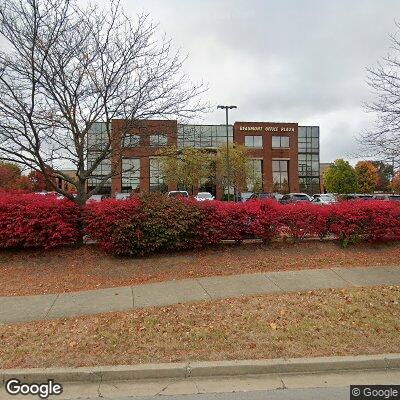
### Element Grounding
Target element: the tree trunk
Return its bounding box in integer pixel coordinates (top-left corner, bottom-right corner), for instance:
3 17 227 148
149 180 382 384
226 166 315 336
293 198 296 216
74 183 87 247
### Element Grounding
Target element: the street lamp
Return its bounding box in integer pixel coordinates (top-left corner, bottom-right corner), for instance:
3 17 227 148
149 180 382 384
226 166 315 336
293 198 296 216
217 105 237 201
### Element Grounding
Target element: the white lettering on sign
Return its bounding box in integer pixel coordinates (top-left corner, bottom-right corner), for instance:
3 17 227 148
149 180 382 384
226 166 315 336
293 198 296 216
239 126 295 132
239 126 263 131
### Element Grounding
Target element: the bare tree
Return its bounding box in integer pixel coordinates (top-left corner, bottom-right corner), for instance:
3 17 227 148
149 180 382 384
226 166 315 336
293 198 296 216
362 22 400 171
0 0 207 206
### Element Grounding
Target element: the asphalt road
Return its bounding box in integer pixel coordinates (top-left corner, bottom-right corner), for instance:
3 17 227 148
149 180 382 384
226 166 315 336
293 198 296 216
110 387 349 400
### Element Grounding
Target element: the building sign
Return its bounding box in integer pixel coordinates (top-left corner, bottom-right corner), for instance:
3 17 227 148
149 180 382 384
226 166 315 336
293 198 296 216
239 126 295 132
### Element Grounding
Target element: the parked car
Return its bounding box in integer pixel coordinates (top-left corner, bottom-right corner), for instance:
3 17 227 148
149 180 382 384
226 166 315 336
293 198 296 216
194 192 215 201
312 194 337 204
373 194 400 201
87 194 106 202
246 192 276 201
355 194 374 200
272 193 284 202
239 192 254 202
279 193 311 204
115 192 131 200
167 190 189 198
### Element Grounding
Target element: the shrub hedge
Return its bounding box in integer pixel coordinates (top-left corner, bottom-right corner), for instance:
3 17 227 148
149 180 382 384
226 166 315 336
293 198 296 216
84 195 400 255
0 192 80 249
1 192 400 253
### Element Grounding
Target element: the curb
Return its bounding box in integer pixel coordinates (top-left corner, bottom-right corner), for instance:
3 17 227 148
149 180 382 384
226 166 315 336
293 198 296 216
1 354 400 384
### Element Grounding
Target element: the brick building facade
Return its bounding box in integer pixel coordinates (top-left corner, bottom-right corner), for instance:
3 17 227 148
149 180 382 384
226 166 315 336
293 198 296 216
87 119 320 198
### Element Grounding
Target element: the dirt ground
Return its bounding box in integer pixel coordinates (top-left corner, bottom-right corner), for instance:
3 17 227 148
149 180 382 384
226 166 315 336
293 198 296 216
1 240 400 296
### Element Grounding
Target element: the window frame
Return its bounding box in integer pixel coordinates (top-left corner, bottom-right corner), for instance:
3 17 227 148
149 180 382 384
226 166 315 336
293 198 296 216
244 135 263 148
272 136 290 149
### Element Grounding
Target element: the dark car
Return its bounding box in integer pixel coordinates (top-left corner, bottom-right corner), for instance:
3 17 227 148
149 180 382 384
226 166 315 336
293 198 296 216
373 194 400 201
279 193 311 204
355 194 374 200
246 192 275 201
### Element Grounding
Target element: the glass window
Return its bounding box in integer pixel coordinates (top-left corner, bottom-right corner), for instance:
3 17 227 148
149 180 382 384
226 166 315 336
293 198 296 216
87 122 110 151
298 126 320 194
177 125 233 149
122 135 140 148
281 136 289 148
272 136 290 148
150 134 168 147
272 160 289 193
245 135 263 148
87 155 112 194
311 127 319 138
121 158 140 193
149 157 167 192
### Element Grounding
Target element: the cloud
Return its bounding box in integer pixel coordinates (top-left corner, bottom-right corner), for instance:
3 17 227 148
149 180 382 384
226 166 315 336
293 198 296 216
117 0 400 161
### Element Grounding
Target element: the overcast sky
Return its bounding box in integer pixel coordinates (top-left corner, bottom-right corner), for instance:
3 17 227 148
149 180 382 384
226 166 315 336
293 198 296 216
111 0 400 163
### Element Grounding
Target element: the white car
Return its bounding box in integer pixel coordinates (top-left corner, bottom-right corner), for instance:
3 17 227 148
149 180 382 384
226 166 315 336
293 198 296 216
194 192 215 201
115 192 131 200
312 194 336 205
167 191 189 198
87 194 106 202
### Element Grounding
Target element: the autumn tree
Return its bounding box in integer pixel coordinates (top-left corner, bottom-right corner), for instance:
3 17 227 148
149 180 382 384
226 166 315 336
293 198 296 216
355 161 379 194
392 171 400 194
0 0 206 206
158 146 214 194
216 144 249 199
0 161 21 189
27 170 53 192
371 161 394 192
323 159 358 194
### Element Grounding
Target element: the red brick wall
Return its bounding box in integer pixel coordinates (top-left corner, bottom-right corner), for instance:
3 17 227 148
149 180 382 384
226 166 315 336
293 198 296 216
111 119 178 195
233 122 299 193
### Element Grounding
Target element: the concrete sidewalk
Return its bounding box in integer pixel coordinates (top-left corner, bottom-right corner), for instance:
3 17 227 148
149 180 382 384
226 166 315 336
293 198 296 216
1 266 400 324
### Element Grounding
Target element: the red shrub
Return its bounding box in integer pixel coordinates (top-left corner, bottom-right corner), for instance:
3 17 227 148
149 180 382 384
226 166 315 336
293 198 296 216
84 197 143 254
251 200 282 243
0 192 79 249
279 202 331 242
194 200 230 245
218 201 261 242
329 200 400 246
83 196 400 255
85 194 208 256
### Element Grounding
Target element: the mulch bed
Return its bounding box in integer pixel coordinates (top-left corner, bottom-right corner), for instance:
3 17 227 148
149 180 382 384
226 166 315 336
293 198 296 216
1 240 400 296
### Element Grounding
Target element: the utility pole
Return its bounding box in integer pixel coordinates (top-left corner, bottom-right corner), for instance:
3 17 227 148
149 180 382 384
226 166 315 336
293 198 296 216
217 105 237 201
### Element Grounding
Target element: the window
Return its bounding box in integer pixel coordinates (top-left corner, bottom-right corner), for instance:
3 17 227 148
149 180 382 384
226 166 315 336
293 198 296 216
87 122 110 151
272 136 290 148
121 158 140 193
298 126 320 194
122 135 140 148
298 126 319 152
246 159 263 192
87 156 112 195
149 134 168 147
149 157 167 192
272 160 289 193
244 135 263 148
177 125 233 148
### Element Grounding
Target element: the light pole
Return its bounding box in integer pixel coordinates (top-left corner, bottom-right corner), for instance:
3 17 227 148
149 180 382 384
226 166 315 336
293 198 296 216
217 105 237 201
